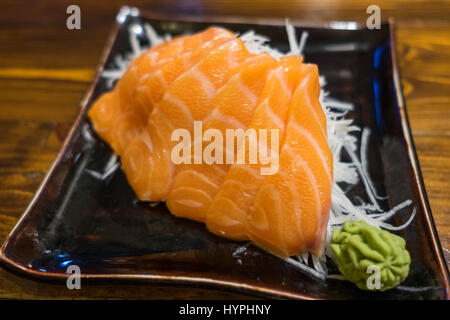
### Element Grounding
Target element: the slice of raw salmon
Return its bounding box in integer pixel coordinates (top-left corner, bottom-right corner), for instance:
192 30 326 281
247 64 332 257
132 27 235 123
121 38 253 202
117 27 234 111
88 27 234 154
166 53 277 222
110 29 235 154
88 34 187 152
205 56 306 240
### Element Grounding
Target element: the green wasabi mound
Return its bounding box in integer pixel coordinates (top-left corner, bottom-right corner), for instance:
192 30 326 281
330 220 411 291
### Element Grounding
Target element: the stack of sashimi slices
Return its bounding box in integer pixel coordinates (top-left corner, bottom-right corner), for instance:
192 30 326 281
88 25 332 259
88 21 416 281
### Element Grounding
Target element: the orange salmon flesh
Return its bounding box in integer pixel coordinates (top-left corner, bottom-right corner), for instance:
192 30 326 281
88 26 333 258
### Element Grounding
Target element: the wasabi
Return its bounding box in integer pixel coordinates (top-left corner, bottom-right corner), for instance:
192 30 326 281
331 220 411 291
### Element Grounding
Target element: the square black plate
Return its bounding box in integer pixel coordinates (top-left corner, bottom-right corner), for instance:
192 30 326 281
1 7 448 299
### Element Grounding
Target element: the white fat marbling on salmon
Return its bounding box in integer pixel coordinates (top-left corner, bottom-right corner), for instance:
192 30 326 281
170 186 213 204
190 68 216 100
288 120 332 183
206 109 246 130
162 93 194 125
178 170 220 190
283 145 322 222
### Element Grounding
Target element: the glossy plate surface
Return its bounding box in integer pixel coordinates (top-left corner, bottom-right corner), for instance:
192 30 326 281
0 8 448 299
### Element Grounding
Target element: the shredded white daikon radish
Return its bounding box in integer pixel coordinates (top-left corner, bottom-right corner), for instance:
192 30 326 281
100 22 171 88
242 20 415 279
86 154 120 181
284 256 326 280
81 123 95 144
239 31 285 60
92 17 416 281
232 242 252 257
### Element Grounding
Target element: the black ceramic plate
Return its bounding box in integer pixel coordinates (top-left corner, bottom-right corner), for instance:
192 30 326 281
1 7 448 300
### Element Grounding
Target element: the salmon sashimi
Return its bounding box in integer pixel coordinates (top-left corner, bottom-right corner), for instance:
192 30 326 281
88 27 234 154
109 28 235 154
88 34 188 153
205 56 307 240
166 53 277 222
247 64 332 257
121 38 254 201
131 27 235 122
88 25 334 258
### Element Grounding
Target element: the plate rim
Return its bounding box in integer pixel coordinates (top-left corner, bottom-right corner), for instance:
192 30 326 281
387 18 450 297
0 6 448 300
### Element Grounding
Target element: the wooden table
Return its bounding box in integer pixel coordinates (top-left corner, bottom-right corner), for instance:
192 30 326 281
0 0 448 299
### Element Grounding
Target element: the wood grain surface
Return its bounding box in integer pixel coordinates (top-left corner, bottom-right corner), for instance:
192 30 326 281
0 0 448 299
